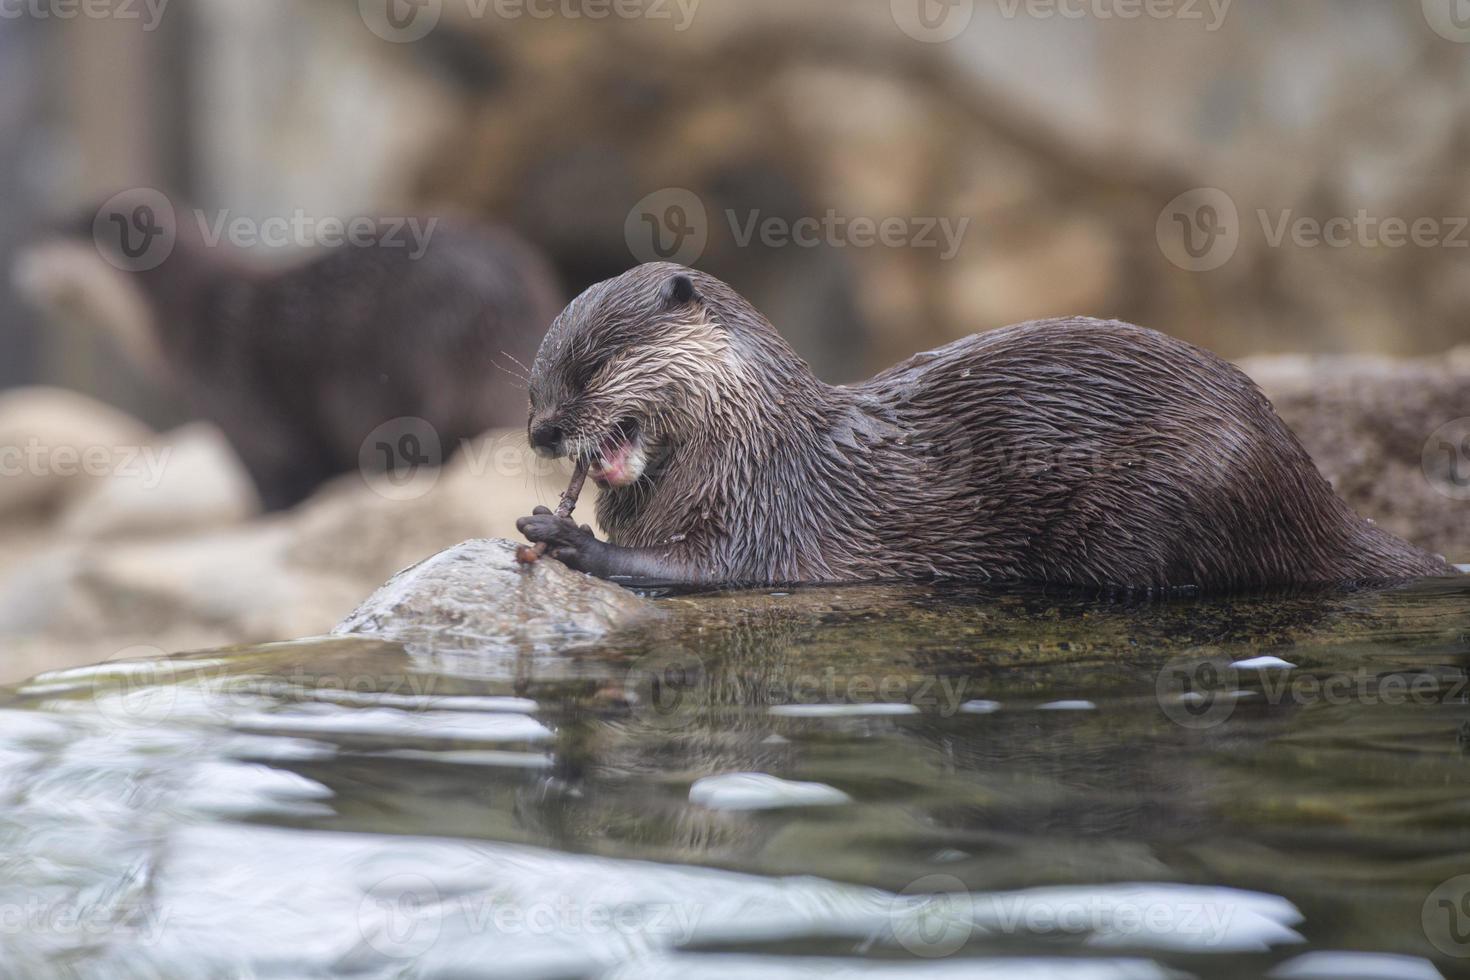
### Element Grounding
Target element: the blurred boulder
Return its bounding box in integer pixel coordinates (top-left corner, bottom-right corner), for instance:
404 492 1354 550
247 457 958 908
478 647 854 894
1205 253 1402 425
59 422 261 540
0 386 154 521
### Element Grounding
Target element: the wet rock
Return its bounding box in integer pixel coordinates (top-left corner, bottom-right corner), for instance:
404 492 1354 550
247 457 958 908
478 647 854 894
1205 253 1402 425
334 538 653 649
1240 348 1470 563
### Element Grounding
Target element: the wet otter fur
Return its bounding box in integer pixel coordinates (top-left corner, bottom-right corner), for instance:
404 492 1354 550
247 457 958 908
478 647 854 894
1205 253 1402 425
518 263 1452 591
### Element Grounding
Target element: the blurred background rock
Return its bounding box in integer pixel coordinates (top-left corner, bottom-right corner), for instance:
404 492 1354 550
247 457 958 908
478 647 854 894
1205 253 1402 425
0 0 1466 676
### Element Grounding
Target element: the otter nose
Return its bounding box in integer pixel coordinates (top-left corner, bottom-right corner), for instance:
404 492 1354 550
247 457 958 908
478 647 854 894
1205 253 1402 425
529 421 565 458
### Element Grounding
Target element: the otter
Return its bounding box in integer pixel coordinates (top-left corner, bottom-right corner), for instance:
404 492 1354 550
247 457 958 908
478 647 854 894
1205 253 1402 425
516 263 1452 591
16 195 562 510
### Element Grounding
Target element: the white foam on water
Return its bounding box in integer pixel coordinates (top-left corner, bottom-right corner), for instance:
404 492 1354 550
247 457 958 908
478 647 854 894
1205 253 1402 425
1231 656 1297 670
1268 951 1445 979
304 690 539 713
1039 700 1097 711
690 773 852 811
376 748 555 768
769 703 921 718
234 703 554 743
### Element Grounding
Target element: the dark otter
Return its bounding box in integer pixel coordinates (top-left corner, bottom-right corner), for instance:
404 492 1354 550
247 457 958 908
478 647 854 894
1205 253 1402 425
16 196 562 510
517 263 1452 591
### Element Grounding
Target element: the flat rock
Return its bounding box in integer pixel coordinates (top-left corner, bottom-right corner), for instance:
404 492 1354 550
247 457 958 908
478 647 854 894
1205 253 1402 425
333 538 653 650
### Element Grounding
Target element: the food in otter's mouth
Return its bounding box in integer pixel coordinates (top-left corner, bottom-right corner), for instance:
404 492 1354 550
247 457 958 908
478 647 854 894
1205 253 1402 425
515 463 589 565
516 263 1455 591
587 420 646 488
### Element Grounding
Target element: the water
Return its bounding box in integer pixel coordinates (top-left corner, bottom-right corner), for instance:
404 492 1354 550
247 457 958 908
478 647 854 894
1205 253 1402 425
1 578 1468 978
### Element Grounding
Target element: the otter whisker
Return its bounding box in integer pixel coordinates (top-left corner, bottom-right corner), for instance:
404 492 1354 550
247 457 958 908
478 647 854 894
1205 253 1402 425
500 350 534 379
489 357 529 389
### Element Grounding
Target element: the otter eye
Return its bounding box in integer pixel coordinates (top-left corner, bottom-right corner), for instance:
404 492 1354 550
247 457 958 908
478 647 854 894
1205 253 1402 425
571 353 611 393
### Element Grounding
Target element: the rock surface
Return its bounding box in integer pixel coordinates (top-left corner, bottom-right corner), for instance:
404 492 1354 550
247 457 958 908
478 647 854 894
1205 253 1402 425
334 538 652 650
1241 347 1470 564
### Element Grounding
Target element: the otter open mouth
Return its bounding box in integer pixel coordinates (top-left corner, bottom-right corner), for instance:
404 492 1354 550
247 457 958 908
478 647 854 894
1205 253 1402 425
587 418 647 489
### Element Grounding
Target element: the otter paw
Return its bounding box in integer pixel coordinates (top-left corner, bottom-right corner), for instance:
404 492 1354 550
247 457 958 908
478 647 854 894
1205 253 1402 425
516 511 598 568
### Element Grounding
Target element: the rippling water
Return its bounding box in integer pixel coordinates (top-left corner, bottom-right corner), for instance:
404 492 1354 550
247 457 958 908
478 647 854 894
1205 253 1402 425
1 578 1468 978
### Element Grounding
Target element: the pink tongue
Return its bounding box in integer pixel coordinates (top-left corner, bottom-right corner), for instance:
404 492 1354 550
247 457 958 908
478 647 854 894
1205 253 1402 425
590 440 632 484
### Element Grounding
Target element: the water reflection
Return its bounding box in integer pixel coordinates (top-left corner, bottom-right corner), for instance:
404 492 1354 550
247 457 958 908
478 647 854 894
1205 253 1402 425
0 578 1464 976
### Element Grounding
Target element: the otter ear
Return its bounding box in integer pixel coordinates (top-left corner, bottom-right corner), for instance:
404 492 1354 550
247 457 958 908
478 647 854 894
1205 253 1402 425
661 272 700 308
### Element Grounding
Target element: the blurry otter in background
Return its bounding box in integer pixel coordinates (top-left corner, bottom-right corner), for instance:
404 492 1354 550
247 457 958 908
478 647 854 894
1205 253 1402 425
14 191 562 510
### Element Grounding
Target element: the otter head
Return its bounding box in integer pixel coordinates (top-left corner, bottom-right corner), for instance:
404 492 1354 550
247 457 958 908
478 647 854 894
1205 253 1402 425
526 263 791 491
